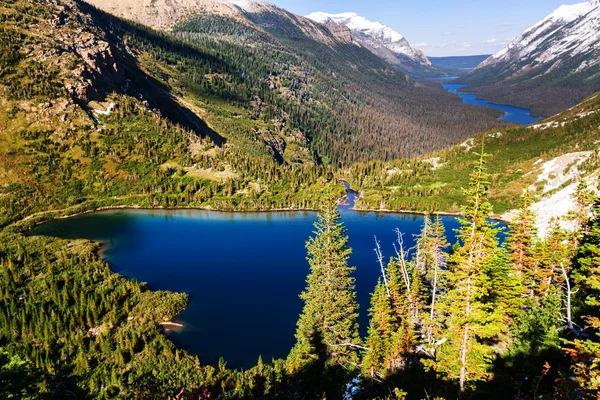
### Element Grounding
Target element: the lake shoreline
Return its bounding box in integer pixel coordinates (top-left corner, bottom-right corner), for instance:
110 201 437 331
25 202 510 231
27 196 505 369
455 86 543 119
431 77 542 124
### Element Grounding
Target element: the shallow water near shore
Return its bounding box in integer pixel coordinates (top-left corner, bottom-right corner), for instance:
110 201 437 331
31 206 465 369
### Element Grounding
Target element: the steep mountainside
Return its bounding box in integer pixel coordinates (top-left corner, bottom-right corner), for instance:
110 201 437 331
345 93 600 236
80 0 505 165
305 12 448 78
460 0 600 117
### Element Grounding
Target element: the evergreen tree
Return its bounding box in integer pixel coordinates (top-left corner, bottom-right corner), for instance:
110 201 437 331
385 234 419 372
568 180 597 243
564 203 600 396
508 191 539 297
415 216 449 353
426 144 515 394
363 281 395 379
287 199 360 372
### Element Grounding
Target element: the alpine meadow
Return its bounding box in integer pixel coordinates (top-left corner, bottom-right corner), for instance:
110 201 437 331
1 0 600 399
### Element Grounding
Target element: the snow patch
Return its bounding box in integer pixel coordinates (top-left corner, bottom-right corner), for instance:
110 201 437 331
306 11 428 63
478 1 600 71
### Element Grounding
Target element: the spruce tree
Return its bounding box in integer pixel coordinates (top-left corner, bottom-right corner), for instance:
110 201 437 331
508 191 539 297
363 281 395 379
426 144 515 394
287 199 360 372
564 203 600 396
385 235 419 372
415 216 449 353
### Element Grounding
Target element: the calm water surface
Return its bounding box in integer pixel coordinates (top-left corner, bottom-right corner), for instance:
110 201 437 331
442 82 542 125
31 205 463 369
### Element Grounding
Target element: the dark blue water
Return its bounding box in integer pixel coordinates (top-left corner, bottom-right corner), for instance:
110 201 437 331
31 207 464 369
442 83 542 125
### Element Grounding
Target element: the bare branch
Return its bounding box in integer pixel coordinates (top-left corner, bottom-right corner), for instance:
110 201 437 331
374 236 390 296
328 342 371 351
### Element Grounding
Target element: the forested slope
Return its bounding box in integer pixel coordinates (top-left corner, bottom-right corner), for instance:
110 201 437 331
82 0 506 165
345 92 600 229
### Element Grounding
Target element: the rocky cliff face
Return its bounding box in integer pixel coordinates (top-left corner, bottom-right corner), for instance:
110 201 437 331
24 0 123 102
82 0 344 46
320 20 353 44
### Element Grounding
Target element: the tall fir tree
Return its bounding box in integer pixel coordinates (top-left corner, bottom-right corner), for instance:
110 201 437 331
508 191 539 298
414 216 449 353
563 202 600 396
385 235 420 373
425 143 517 394
287 199 361 373
568 180 597 243
362 280 395 379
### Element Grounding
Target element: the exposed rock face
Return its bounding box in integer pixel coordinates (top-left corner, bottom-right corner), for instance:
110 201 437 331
83 0 349 46
23 1 123 102
83 0 244 30
321 20 353 44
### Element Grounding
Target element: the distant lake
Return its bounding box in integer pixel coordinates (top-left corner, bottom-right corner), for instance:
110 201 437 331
442 82 542 125
30 206 466 370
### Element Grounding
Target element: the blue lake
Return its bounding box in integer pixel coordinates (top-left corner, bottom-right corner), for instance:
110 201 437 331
30 205 468 369
442 82 542 125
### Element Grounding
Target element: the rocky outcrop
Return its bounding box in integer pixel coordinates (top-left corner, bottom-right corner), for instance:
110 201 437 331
321 20 353 44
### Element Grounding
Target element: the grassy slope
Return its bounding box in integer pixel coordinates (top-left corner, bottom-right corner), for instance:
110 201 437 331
0 0 351 228
344 93 600 215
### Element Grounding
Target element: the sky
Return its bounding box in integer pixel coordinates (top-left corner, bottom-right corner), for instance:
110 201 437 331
270 0 584 57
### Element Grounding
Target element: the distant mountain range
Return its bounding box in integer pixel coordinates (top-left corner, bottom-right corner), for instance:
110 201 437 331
461 0 600 116
85 0 454 78
305 12 444 77
428 55 491 72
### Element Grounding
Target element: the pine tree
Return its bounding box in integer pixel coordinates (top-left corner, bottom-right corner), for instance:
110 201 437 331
385 233 419 372
363 281 395 379
414 216 449 353
568 180 597 242
287 199 360 372
563 203 600 396
508 191 539 297
427 143 515 394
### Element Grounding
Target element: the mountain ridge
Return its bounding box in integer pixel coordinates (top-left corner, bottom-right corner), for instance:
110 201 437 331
305 12 430 66
460 0 600 116
305 11 449 78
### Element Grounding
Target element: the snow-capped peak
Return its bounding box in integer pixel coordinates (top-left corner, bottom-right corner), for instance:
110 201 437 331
306 11 429 65
307 12 405 43
478 0 600 69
